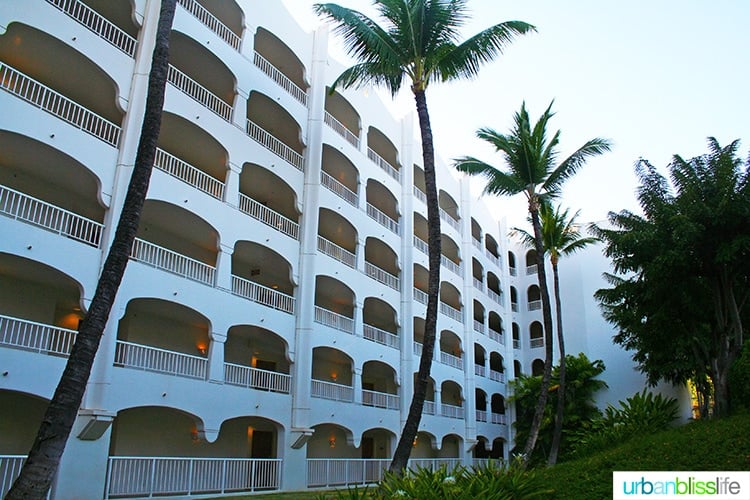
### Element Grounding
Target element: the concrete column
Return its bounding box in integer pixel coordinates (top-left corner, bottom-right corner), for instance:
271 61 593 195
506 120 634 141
214 243 234 291
224 161 242 208
352 365 362 405
207 332 226 384
231 89 249 130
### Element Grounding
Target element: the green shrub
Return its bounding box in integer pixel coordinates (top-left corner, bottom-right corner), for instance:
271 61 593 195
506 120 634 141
729 340 750 411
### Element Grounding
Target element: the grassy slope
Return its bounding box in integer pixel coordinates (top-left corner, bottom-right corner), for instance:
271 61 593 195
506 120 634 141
537 412 750 499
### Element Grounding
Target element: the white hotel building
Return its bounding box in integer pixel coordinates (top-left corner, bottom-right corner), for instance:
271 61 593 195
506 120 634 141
0 1 685 498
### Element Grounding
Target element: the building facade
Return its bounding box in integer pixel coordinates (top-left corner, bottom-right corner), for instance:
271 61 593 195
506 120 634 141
0 1 684 498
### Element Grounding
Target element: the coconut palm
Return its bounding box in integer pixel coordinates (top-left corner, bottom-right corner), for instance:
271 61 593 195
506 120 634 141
454 101 610 466
6 1 177 497
313 0 534 472
514 202 598 464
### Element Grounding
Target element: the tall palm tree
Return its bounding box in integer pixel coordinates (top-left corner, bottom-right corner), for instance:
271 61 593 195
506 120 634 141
6 1 177 497
454 101 610 466
313 0 534 473
514 202 598 464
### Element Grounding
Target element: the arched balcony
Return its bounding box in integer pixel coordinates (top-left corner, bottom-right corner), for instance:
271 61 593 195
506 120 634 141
472 300 485 335
412 375 436 415
512 322 520 349
485 234 500 267
364 238 400 291
475 388 488 422
239 162 300 240
489 352 504 383
490 394 507 425
439 381 463 419
179 0 243 51
471 218 482 248
362 297 399 349
321 144 359 207
530 321 544 349
473 436 504 460
438 330 462 370
318 208 357 269
412 212 429 257
525 249 538 275
311 347 353 403
438 189 460 232
507 251 517 276
532 358 545 376
473 343 486 377
224 325 291 393
514 360 522 378
412 317 425 358
472 258 484 292
0 390 46 456
115 299 210 380
324 88 360 148
439 282 462 323
487 271 502 305
412 164 426 204
440 233 461 275
527 284 541 311
366 179 399 235
412 264 428 306
253 27 308 105
366 126 400 183
510 286 518 312
231 241 295 314
246 91 304 171
361 360 399 410
314 276 355 334
488 311 504 345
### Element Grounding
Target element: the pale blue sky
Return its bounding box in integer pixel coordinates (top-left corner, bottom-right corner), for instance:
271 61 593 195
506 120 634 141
285 0 749 225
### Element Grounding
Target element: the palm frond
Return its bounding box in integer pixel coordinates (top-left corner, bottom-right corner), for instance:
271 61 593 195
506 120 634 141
453 156 525 197
543 137 612 195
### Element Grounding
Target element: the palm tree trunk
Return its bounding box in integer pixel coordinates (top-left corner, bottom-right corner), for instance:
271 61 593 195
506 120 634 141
389 88 441 474
520 204 556 466
547 260 565 465
5 2 176 497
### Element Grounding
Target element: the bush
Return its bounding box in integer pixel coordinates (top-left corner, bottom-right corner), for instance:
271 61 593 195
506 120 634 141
729 340 750 411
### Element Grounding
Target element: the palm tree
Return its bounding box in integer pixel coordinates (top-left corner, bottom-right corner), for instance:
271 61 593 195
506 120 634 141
313 0 534 473
6 1 177 497
514 202 598 464
454 101 610 466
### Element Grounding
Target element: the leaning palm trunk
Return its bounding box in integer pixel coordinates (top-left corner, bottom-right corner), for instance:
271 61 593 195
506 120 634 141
520 203 556 465
5 2 177 497
547 258 565 465
389 88 441 473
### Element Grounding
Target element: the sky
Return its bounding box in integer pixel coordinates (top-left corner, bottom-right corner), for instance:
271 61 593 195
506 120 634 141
282 0 750 227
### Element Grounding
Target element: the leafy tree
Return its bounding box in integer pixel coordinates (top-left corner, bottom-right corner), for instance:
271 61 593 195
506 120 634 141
454 102 610 464
514 202 598 464
593 138 750 417
6 1 177 497
313 0 534 473
510 353 607 465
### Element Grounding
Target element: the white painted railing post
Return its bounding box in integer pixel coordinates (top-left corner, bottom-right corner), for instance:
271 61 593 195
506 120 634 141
207 333 226 384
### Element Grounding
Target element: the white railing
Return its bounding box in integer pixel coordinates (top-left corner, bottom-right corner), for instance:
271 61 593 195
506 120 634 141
231 275 295 314
440 351 463 370
366 203 399 234
130 238 216 286
439 302 463 322
413 186 426 204
441 403 464 419
530 338 544 348
224 362 291 393
0 185 103 247
473 277 484 292
321 170 358 206
0 63 121 146
167 64 232 121
154 148 224 199
408 459 462 471
413 341 422 357
238 193 299 240
317 236 356 268
489 369 505 383
47 0 137 55
489 329 504 345
511 302 518 312
324 111 359 147
314 306 354 334
487 289 502 305
513 339 520 349
307 459 389 488
528 300 542 311
413 235 428 254
476 410 488 422
362 389 399 410
0 315 76 357
310 379 353 402
364 262 399 291
177 0 241 50
473 319 484 333
105 456 280 498
441 255 461 275
253 51 307 105
472 238 482 250
526 264 538 275
423 400 435 415
491 413 507 425
363 324 399 349
0 456 26 499
509 266 517 276
114 341 207 379
474 364 486 377
367 148 400 182
439 208 460 231
486 249 501 266
413 288 428 305
245 119 304 171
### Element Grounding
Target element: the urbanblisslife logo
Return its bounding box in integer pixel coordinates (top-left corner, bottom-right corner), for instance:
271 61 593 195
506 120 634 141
612 472 750 500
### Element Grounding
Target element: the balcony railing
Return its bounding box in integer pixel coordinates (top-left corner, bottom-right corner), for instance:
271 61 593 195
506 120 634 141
366 203 399 234
177 0 241 50
154 148 224 200
317 236 356 268
511 302 518 312
439 208 460 231
0 456 26 499
439 302 463 322
238 193 299 240
321 170 358 206
47 0 137 56
509 266 517 276
423 400 436 415
473 319 484 333
0 63 121 146
513 338 520 349
130 238 216 286
231 275 295 314
526 264 538 275
489 329 504 345
363 324 399 349
167 64 232 121
311 379 353 402
488 289 502 305
476 409 487 422
472 237 482 250
245 119 304 171
367 148 400 183
474 364 486 377
413 186 426 204
413 341 422 357
364 262 399 291
473 277 484 292
440 403 464 419
530 338 544 348
324 111 359 147
224 362 291 393
413 235 428 255
489 369 505 383
314 306 354 334
0 185 103 247
528 300 542 311
491 413 507 425
0 314 76 357
114 341 207 379
485 249 500 266
105 456 280 498
362 389 399 410
254 52 308 105
440 351 463 370
307 459 389 488
413 288 428 305
441 255 461 275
